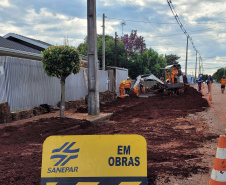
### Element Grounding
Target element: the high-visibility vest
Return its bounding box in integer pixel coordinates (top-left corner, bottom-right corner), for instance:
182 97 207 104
119 83 125 89
134 86 139 96
221 78 226 86
142 87 146 93
172 69 178 76
125 80 131 88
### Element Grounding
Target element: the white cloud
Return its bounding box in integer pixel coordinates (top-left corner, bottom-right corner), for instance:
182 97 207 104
21 8 88 45
99 0 163 7
0 0 11 7
170 1 226 23
20 7 119 47
0 0 226 75
0 22 23 35
99 0 127 6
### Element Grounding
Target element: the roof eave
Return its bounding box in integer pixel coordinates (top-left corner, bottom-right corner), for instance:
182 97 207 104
0 47 42 61
3 33 50 50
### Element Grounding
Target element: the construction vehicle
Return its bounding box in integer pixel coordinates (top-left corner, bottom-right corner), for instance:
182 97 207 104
132 74 164 97
131 64 185 97
133 74 164 88
162 64 184 95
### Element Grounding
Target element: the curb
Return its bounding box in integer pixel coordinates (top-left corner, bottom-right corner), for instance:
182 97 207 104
90 113 113 124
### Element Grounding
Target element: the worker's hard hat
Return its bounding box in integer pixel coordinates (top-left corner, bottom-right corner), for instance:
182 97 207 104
122 80 125 84
127 77 129 79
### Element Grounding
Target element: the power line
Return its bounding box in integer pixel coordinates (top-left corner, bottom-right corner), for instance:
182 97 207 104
107 17 217 38
166 0 200 54
103 2 225 67
154 27 217 37
107 17 190 47
166 0 205 74
107 16 171 49
197 40 216 47
127 1 175 48
107 17 178 24
192 21 226 25
202 56 217 58
106 16 226 25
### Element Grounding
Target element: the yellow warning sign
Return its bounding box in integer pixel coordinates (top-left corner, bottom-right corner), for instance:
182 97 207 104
41 135 147 184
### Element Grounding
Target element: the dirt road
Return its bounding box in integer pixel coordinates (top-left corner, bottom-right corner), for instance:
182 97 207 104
157 82 226 185
193 82 226 134
0 84 225 185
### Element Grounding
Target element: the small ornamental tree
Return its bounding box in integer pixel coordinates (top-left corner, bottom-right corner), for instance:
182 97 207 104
41 45 81 117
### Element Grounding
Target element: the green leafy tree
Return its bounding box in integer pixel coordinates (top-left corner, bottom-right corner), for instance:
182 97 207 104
41 45 81 117
213 68 226 82
77 33 167 79
77 35 127 68
77 37 87 56
97 35 126 68
202 74 209 82
142 48 167 78
165 54 180 65
125 54 144 79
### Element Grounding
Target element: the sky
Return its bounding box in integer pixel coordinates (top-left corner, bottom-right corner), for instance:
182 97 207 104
1 0 226 76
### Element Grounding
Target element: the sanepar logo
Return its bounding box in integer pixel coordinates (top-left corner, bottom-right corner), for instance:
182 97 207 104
50 142 80 166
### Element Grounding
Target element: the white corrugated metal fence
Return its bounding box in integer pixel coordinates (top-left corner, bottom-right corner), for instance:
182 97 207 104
0 56 109 111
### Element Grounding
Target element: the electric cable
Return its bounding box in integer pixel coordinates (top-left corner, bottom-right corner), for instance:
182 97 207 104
127 1 176 48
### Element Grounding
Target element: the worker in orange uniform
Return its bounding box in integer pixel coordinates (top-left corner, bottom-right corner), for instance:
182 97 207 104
168 66 178 84
133 86 139 97
142 86 146 93
125 77 132 95
119 80 125 98
221 75 226 93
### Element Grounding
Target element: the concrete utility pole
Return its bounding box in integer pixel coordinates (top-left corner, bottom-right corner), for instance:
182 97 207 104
87 0 99 115
198 55 201 76
201 60 204 74
194 51 197 83
114 32 118 67
185 36 188 76
102 13 106 71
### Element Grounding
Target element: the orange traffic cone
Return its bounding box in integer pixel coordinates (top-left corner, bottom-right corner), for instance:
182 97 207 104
201 83 204 94
202 83 205 90
209 83 212 101
209 94 212 102
209 135 226 184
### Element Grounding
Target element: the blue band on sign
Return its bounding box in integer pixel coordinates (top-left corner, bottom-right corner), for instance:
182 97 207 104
41 177 148 185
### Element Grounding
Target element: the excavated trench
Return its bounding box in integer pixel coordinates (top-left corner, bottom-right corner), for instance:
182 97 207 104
0 85 218 185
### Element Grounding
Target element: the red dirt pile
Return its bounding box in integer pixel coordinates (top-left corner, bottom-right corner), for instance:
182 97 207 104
0 86 217 185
